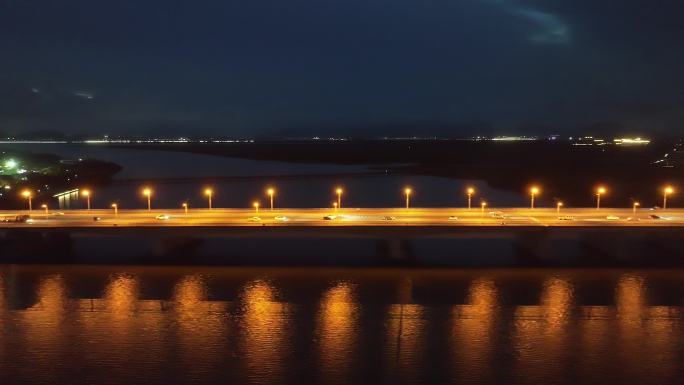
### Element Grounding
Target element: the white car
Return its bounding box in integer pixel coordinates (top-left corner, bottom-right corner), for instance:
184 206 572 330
383 216 397 221
274 216 289 222
155 214 170 220
606 215 620 220
323 215 337 220
248 216 262 222
558 216 575 221
448 216 459 220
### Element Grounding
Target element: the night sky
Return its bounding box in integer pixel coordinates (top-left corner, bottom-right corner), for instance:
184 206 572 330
1 0 683 138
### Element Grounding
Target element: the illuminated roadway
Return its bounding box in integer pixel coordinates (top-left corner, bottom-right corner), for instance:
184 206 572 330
2 208 684 228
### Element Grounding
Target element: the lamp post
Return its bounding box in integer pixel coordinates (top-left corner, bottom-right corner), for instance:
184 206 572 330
111 203 118 217
41 204 48 216
21 190 32 212
142 188 152 211
253 201 260 215
557 201 563 215
267 188 275 211
404 188 412 209
204 188 213 210
530 186 540 209
633 201 640 215
182 202 188 215
663 186 674 209
466 187 475 210
481 201 487 214
82 189 91 210
333 202 338 212
336 188 343 209
596 187 606 210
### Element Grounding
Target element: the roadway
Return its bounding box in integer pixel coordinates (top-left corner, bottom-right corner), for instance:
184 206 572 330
1 207 683 228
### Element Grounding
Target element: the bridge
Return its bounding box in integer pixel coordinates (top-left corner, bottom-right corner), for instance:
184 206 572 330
0 207 683 267
1 207 682 228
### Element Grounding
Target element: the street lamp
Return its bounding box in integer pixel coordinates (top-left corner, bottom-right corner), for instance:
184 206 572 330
633 201 640 215
81 189 91 210
111 203 118 217
267 188 275 211
557 201 563 215
142 188 152 211
663 186 674 209
466 187 475 210
529 186 540 209
41 203 48 215
253 201 260 214
335 188 343 209
182 202 188 215
481 201 487 214
333 202 338 212
404 187 412 209
21 189 32 212
204 188 213 210
596 186 606 210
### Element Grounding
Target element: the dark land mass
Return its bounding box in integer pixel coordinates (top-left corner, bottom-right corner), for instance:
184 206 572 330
0 149 121 209
114 140 684 206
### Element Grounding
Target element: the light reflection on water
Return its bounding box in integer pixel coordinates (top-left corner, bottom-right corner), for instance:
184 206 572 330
317 281 359 385
452 278 498 384
1 267 684 385
240 279 291 385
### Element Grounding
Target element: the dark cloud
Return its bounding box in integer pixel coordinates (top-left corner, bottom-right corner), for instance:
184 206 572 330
0 0 683 137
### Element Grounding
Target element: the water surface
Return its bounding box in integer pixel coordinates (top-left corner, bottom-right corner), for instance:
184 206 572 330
1 265 683 385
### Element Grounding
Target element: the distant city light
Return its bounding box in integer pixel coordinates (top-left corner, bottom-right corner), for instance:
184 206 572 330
614 137 651 145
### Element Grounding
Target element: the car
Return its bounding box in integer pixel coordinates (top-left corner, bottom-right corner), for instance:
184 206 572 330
383 216 397 221
627 217 640 222
489 211 505 219
274 216 289 222
323 215 337 220
92 216 102 222
650 214 662 220
248 216 261 222
448 216 459 220
12 215 32 223
155 214 170 220
558 215 575 221
606 215 620 220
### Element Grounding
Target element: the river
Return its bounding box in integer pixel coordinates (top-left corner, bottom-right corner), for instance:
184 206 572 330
0 265 683 385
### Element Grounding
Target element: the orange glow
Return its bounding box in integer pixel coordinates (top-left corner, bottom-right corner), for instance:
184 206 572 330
241 280 289 383
318 282 359 378
105 274 139 316
541 277 573 326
